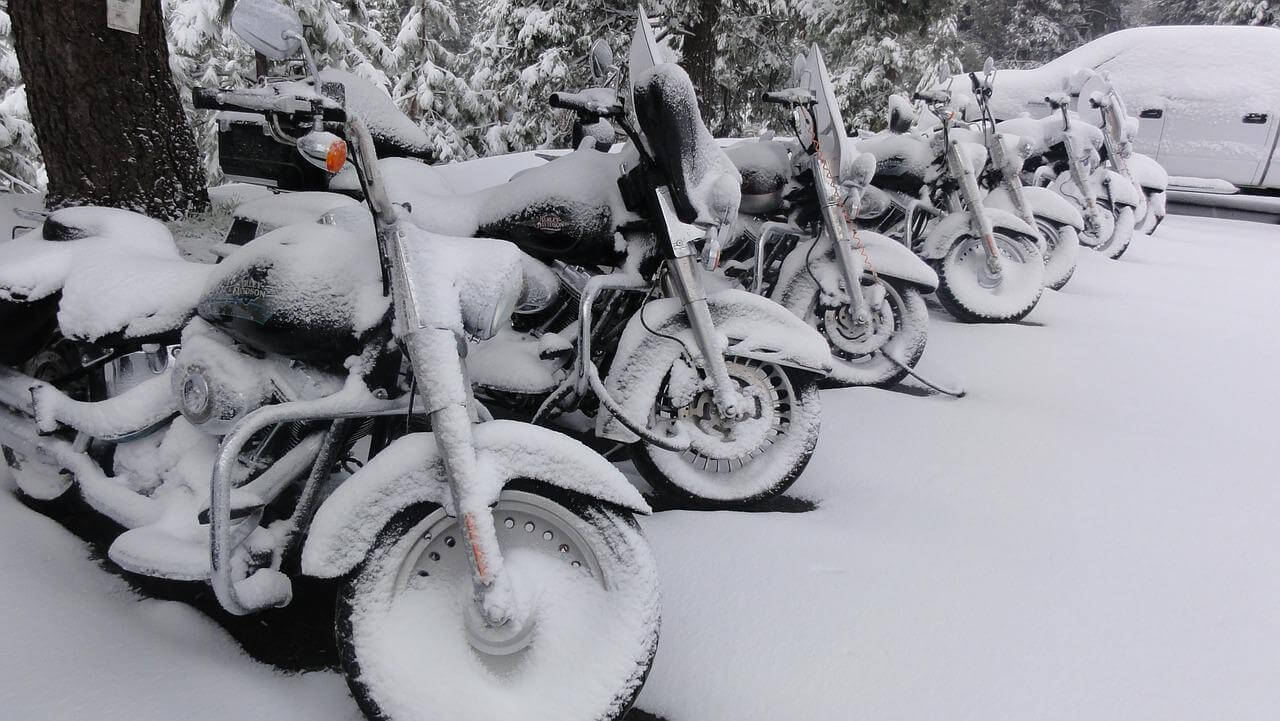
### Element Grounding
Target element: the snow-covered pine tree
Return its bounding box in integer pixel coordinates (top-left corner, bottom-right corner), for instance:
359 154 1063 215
166 0 403 182
960 0 1087 68
165 0 256 182
0 5 42 189
388 0 483 160
653 0 804 136
469 0 633 152
1216 0 1278 25
798 0 964 131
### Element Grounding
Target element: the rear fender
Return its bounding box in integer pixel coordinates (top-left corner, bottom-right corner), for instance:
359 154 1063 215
596 288 832 444
985 185 1084 230
301 420 648 578
918 208 1036 260
1129 152 1169 192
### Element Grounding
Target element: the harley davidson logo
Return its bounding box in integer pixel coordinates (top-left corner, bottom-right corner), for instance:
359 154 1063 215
534 214 565 232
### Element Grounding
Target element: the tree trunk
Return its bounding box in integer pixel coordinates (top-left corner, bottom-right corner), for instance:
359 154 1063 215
680 0 722 129
10 0 208 219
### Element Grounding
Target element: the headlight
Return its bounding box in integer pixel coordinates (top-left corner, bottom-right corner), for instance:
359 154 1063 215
171 328 277 436
464 277 522 342
180 372 211 421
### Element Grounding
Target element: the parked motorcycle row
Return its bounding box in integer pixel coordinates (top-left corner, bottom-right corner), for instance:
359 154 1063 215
0 2 1172 720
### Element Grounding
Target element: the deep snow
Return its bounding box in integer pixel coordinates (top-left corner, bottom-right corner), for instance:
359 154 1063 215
3 213 1279 720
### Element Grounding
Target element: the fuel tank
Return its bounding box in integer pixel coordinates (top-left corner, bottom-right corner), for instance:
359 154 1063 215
725 139 791 215
857 132 933 195
196 223 389 365
472 148 628 265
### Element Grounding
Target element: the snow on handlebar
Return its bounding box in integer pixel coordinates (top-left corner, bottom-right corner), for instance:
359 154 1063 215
761 88 816 107
191 87 346 122
913 89 951 105
547 91 624 118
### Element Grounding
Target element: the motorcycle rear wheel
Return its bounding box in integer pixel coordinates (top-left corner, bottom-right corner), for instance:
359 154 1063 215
630 357 820 509
336 481 659 721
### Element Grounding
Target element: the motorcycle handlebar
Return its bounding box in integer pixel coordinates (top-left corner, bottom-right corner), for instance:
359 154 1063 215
1045 94 1070 110
913 89 950 105
548 91 623 118
192 87 346 122
762 88 816 107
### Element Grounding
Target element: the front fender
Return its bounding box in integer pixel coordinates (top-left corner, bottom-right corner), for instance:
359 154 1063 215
918 208 1036 260
985 185 1084 230
1095 168 1142 208
773 233 937 308
300 420 648 579
597 288 832 444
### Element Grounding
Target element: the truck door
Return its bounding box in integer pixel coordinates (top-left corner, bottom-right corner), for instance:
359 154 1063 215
1156 100 1273 186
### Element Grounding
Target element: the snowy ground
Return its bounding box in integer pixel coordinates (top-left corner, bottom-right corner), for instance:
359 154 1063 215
3 213 1279 720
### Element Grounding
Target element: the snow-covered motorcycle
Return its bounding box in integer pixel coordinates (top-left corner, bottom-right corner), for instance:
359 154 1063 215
998 94 1141 259
857 87 1045 323
1079 72 1170 238
385 13 833 509
722 46 937 388
965 59 1084 290
0 2 661 719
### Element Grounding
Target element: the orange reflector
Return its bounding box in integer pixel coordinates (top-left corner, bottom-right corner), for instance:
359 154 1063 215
326 139 348 173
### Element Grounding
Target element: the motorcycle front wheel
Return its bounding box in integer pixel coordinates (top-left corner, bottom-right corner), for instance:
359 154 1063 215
631 356 821 509
1099 204 1136 259
1035 218 1080 291
801 278 928 388
1078 203 1115 249
336 481 660 721
935 232 1045 323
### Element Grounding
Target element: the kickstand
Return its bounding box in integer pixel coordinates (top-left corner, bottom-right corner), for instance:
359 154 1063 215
879 351 966 399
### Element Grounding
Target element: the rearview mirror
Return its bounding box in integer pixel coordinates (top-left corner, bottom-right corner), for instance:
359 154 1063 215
230 0 305 61
983 57 995 77
589 39 614 80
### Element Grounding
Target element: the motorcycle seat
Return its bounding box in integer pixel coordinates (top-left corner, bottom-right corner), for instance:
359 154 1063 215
58 254 210 342
0 206 208 343
631 64 741 227
0 206 182 303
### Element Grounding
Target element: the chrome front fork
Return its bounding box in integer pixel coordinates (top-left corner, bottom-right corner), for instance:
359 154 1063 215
990 134 1046 256
1063 134 1101 233
810 154 872 325
949 139 1003 275
664 255 749 418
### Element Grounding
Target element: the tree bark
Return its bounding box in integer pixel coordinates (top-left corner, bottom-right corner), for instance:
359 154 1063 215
10 0 208 218
679 0 722 130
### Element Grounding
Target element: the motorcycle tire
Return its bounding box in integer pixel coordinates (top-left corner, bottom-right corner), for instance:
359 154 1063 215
630 358 821 509
336 480 659 721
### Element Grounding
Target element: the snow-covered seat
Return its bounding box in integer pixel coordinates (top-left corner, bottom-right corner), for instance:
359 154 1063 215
0 206 208 344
